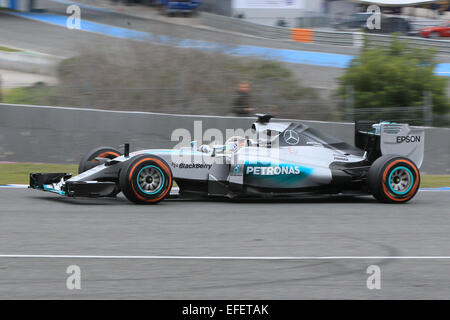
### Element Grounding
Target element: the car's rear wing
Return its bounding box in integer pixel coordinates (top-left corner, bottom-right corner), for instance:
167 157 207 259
355 121 424 168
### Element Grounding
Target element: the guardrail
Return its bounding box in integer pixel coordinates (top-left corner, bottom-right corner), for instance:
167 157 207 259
200 12 291 40
314 31 450 55
200 12 450 55
313 30 354 46
363 34 450 55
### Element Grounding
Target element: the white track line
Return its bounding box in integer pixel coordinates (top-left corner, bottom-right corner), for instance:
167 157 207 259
1 255 450 260
0 184 29 188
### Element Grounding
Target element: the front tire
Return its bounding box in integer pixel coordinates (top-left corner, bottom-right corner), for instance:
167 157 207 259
78 146 122 174
368 155 420 203
119 155 173 204
78 146 122 197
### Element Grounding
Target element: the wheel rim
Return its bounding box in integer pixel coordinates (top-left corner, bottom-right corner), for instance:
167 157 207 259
388 166 414 195
137 165 165 195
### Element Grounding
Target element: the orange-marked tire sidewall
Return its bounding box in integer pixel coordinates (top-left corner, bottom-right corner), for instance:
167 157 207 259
94 151 121 160
381 159 420 203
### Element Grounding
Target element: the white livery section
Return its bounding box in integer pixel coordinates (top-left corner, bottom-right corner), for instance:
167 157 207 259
380 123 425 168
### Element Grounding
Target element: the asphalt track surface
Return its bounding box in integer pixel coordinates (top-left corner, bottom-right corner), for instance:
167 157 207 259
0 188 449 299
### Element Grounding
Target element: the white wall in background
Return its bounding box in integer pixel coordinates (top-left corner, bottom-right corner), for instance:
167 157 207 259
232 0 305 9
0 0 32 11
231 0 326 26
0 0 11 8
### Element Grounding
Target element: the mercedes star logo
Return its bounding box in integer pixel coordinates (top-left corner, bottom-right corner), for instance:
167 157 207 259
283 130 300 145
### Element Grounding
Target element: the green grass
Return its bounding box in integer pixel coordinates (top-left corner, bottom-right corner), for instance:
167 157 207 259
421 175 450 188
2 87 38 105
0 163 78 185
1 85 57 105
0 46 21 52
0 163 449 188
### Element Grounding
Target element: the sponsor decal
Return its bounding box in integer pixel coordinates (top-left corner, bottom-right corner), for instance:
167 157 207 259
172 162 212 170
334 155 349 161
283 129 300 146
396 136 421 143
230 164 244 176
244 162 313 187
246 165 301 176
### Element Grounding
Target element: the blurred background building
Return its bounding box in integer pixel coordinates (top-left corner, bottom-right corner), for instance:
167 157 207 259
202 0 353 26
3 0 449 23
201 0 450 27
0 0 34 11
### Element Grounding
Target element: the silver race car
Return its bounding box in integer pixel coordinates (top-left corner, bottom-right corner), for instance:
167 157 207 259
29 115 424 204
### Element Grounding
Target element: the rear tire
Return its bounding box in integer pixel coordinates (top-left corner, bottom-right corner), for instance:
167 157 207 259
119 155 173 204
368 155 420 203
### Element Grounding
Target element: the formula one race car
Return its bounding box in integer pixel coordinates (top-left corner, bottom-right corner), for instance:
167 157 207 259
29 115 424 204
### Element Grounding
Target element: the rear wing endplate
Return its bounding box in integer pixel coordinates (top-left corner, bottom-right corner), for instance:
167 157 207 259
380 123 424 168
